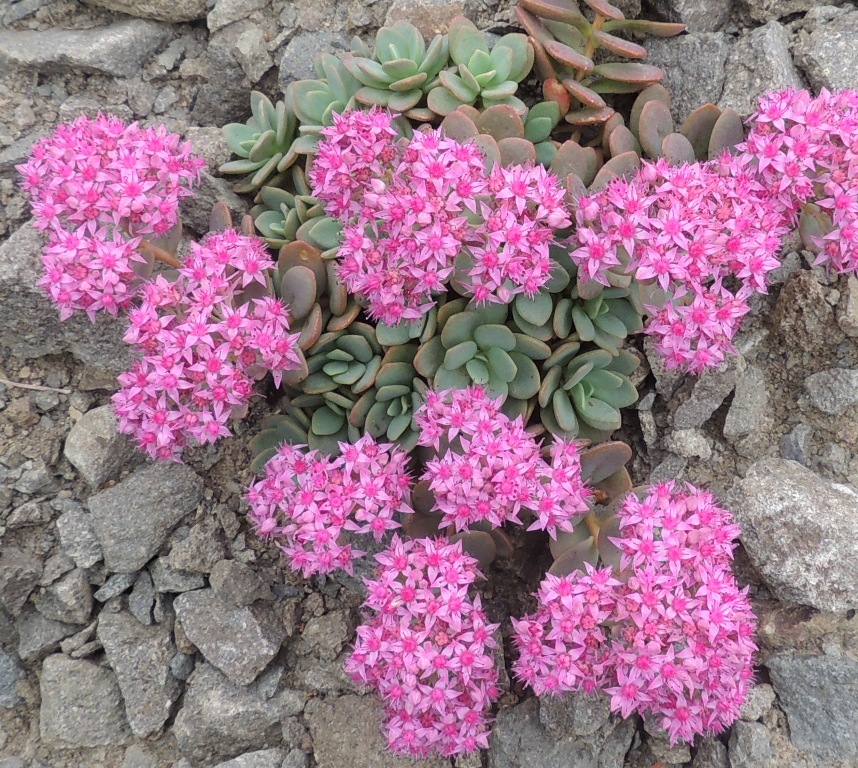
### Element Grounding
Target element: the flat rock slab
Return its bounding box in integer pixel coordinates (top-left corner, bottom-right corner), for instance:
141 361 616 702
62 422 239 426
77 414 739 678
0 19 169 78
83 0 207 22
97 611 180 738
39 654 131 747
174 589 287 686
795 10 858 91
88 463 203 573
729 458 858 612
63 405 138 487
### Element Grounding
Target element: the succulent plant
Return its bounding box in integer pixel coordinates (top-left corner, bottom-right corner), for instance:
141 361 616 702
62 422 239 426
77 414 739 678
288 53 361 143
427 17 534 116
220 90 300 194
539 344 638 443
413 298 548 419
344 20 449 121
515 0 684 126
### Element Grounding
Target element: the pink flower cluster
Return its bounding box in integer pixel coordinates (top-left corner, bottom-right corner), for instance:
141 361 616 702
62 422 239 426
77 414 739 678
738 88 858 275
17 114 203 320
346 536 500 757
245 435 413 577
512 482 757 744
572 158 789 372
309 108 570 325
112 230 301 461
415 386 591 537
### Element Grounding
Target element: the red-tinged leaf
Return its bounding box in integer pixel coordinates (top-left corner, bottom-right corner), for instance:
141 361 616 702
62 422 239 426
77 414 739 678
498 136 537 166
515 6 553 45
680 103 722 159
662 132 696 164
630 83 671 137
580 441 632 484
530 34 559 82
564 105 615 126
519 0 587 25
600 111 625 150
450 530 497 569
562 77 606 108
544 77 571 114
594 30 647 59
548 538 599 577
589 150 640 190
708 107 745 159
637 98 674 157
544 39 594 72
588 78 649 95
607 124 641 157
440 110 480 142
603 19 686 36
590 62 663 83
582 0 625 20
476 104 525 139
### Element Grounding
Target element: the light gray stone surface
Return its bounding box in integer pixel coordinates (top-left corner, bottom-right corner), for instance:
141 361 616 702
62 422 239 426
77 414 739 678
0 547 41 616
278 32 351 90
15 607 79 663
650 0 731 31
728 721 772 768
83 0 207 22
32 568 92 625
0 649 24 709
56 504 103 569
210 559 273 607
804 367 858 415
211 749 288 768
794 10 858 91
63 405 138 487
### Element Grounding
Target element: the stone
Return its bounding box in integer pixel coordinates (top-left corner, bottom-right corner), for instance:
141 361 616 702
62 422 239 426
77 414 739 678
210 559 273 606
0 20 170 78
56 504 103 569
0 547 41 616
673 354 745 429
234 28 273 84
39 654 131 747
691 738 728 768
281 751 308 768
208 0 268 31
63 405 138 487
169 518 227 574
150 557 206 593
663 429 711 460
129 571 156 625
804 368 858 415
728 721 771 768
174 589 287 685
766 652 858 762
32 568 92 625
794 10 858 91
88 462 203 573
170 652 195 681
740 0 847 21
84 0 207 22
15 607 78 662
719 22 803 117
306 695 448 768
183 126 233 172
120 745 158 768
385 0 467 36
645 34 730 124
95 573 138 602
837 275 858 336
39 553 74 589
0 649 24 709
740 683 775 722
190 25 254 127
779 423 812 464
730 458 858 612
296 611 353 662
649 0 731 31
180 172 249 235
60 620 97 656
278 32 351 91
97 611 181 738
6 500 52 529
0 222 132 374
211 749 288 768
724 364 768 441
173 663 305 766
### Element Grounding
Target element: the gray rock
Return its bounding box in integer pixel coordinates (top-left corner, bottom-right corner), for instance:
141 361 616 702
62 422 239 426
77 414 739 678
0 222 132 375
6 500 52 529
210 559 273 607
60 620 98 656
63 405 138 487
120 744 159 768
211 749 288 768
97 611 181 738
296 611 353 662
728 721 771 768
32 568 92 625
766 652 858 762
150 557 206 593
88 462 203 573
180 172 249 236
190 25 254 127
649 0 731 31
306 695 448 768
208 0 268 31
385 0 467 36
837 274 858 336
645 33 731 123
673 354 745 429
730 458 858 611
739 683 775 721
663 428 711 460
0 649 24 709
740 0 847 21
234 28 273 83
174 589 287 685
691 738 728 768
281 751 309 768
278 32 351 91
173 663 305 766
719 22 803 118
83 0 207 22
14 459 56 494
129 571 156 625
779 423 812 464
0 547 41 616
95 572 138 602
724 364 768 441
56 504 103 569
183 126 233 172
170 651 195 681
39 654 131 747
795 10 858 90
15 607 79 662
169 518 227 574
804 368 858 415
0 19 170 78
487 694 636 768
38 552 74 588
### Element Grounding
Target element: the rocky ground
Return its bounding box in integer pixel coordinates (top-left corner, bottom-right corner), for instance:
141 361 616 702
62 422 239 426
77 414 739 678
1 0 858 766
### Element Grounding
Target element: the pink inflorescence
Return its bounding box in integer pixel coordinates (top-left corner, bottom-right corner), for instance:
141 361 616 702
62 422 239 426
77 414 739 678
512 482 758 745
309 108 570 325
112 230 301 461
346 535 500 758
414 386 591 537
245 434 414 577
17 114 204 320
738 87 858 276
571 158 789 373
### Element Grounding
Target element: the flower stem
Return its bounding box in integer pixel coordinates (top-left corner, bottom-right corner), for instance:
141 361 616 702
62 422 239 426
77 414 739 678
140 239 182 269
577 14 606 83
584 511 601 541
